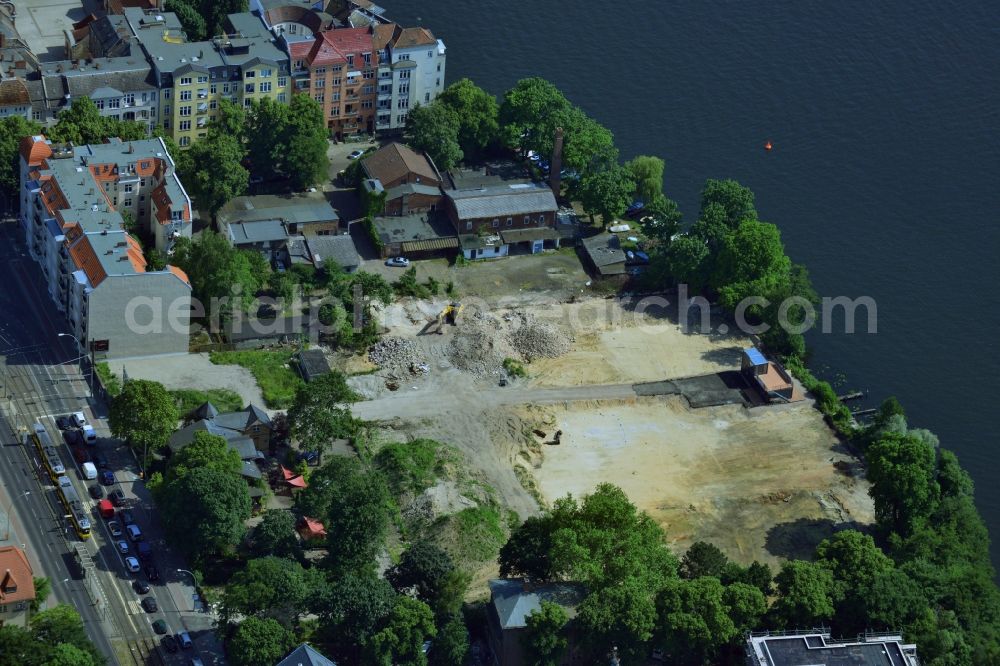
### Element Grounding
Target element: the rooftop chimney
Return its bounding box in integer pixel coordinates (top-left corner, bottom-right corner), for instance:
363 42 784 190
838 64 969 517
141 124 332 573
549 126 563 197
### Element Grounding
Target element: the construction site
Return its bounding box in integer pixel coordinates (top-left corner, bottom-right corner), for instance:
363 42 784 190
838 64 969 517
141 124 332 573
348 295 875 571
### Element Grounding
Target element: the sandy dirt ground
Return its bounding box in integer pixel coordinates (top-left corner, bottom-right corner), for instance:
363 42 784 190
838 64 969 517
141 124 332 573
349 294 875 565
112 352 266 411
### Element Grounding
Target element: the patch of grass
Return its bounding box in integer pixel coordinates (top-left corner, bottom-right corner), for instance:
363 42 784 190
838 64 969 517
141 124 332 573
94 362 121 397
502 358 527 378
208 349 303 409
375 439 444 497
450 506 506 563
170 388 244 417
513 465 545 508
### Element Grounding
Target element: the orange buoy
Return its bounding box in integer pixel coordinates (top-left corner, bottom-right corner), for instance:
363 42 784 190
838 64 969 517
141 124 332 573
764 140 773 151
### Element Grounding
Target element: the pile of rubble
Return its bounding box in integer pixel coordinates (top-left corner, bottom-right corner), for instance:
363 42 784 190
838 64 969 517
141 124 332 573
447 308 572 376
368 337 423 369
507 312 572 361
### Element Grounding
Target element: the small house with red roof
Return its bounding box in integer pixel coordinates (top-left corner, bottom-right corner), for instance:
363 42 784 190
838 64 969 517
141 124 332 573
0 546 37 627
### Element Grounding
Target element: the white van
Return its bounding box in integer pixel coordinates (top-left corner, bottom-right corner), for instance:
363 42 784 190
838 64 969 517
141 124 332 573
81 425 97 445
71 411 88 427
81 461 97 480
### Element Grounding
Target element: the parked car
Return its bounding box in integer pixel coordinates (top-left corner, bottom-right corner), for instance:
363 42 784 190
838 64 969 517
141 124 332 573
178 632 193 650
118 509 134 525
109 489 126 506
72 447 89 464
144 565 160 582
137 542 153 561
88 485 104 500
81 425 97 444
141 596 158 613
347 149 364 159
133 580 150 595
625 200 645 218
81 462 97 480
55 416 73 430
71 412 88 427
100 471 115 486
107 520 122 538
162 635 178 653
92 452 108 469
98 501 115 520
190 658 205 666
152 619 168 635
116 540 130 555
126 524 143 542
385 256 410 268
125 556 140 573
63 430 83 447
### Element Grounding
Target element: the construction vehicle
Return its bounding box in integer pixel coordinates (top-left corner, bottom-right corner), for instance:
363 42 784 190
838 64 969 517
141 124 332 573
424 302 463 335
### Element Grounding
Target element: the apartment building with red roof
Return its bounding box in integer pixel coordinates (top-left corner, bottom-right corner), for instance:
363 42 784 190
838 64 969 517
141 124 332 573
18 134 192 359
0 546 36 627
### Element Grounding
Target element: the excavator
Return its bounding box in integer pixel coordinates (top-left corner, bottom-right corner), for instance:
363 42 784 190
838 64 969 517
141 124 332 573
423 302 462 335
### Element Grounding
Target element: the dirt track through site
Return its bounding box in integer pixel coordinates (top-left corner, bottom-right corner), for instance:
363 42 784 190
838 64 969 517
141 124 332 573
350 296 874 565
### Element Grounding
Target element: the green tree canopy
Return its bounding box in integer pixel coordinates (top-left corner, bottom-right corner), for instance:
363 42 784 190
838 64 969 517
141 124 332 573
370 596 436 666
313 572 396 662
171 230 263 318
28 604 103 665
167 430 241 483
164 0 207 40
297 457 395 576
226 617 296 666
866 432 940 535
108 378 178 456
428 614 469 666
626 155 665 204
283 94 329 189
251 510 302 560
578 166 635 223
499 77 571 156
160 466 252 562
46 97 146 145
699 178 757 228
288 371 361 458
680 541 729 580
386 541 454 608
405 102 463 171
770 560 837 629
524 600 570 666
181 130 248 220
638 195 683 250
0 116 42 203
221 556 309 625
714 219 792 308
667 235 711 293
576 577 658 661
656 576 741 664
555 106 618 176
437 78 499 157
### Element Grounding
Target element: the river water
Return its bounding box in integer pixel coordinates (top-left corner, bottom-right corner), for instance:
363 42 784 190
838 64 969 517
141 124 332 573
390 0 1000 567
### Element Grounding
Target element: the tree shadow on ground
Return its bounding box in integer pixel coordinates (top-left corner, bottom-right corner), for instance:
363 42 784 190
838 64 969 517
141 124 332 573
701 346 743 366
765 518 874 560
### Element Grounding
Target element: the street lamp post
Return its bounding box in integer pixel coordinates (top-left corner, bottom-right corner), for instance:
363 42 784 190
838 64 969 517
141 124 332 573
57 333 92 393
177 569 198 611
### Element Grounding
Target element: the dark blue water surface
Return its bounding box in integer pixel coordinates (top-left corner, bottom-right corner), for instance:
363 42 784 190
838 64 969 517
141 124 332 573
392 1 1000 566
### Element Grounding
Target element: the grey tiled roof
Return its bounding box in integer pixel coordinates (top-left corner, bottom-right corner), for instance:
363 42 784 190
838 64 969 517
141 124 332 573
218 194 339 226
447 183 557 220
489 579 586 630
276 644 337 666
227 219 289 244
306 235 360 270
581 232 627 270
385 183 441 199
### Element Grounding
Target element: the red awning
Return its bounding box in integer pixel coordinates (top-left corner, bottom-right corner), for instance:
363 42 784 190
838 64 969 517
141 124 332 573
300 517 327 537
280 465 296 481
286 475 308 488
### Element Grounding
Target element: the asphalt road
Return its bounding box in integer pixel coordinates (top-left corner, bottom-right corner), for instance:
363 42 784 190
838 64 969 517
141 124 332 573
0 220 220 665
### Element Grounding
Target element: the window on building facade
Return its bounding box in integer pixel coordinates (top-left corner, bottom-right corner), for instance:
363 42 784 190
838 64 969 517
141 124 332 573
466 221 472 230
346 55 354 66
95 100 105 109
315 67 326 75
210 100 218 109
524 216 530 225
32 110 41 120
294 60 304 70
179 136 189 146
364 69 374 79
179 120 191 130
363 85 374 94
427 50 433 58
425 93 430 102
278 93 286 102
180 77 192 85
397 98 408 109
492 219 499 227
197 76 208 83
163 89 171 99
245 70 256 78
314 79 325 88
245 83 255 94
124 93 135 105
163 120 170 129
261 69 272 77
278 76 287 88
332 92 340 101
399 70 410 80
314 93 324 102
260 82 272 93
125 184 134 193
180 90 191 101
436 78 441 86
164 105 170 114
140 161 150 169
244 98 252 107
333 65 342 72
210 84 217 94
397 54 410 61
124 198 133 207
506 217 513 226
180 106 191 116
538 215 545 223
361 100 372 109
332 78 341 86
437 63 441 72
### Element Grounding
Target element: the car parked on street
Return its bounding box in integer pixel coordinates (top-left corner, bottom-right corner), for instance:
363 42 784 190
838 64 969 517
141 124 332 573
133 580 150 595
144 565 160 582
348 149 364 159
100 470 115 486
152 619 168 635
125 556 140 573
109 488 126 506
162 635 178 653
126 524 142 542
385 256 410 267
107 520 122 537
116 540 129 555
56 416 73 430
71 412 87 427
63 430 83 446
88 485 104 500
92 452 108 469
179 632 193 650
141 596 158 613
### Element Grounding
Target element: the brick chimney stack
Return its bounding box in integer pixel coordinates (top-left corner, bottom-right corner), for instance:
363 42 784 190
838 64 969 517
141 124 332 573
549 126 564 196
